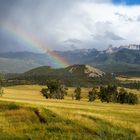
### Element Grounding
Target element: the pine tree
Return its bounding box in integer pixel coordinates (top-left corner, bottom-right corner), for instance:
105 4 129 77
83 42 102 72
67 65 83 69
88 87 97 102
74 87 81 100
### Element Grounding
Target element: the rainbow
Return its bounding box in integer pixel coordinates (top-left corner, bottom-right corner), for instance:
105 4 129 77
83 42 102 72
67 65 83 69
0 22 69 67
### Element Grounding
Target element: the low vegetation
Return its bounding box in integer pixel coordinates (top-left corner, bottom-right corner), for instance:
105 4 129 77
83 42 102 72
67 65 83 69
0 98 140 139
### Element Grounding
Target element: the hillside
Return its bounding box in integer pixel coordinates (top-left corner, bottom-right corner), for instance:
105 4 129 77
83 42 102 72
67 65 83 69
10 64 116 86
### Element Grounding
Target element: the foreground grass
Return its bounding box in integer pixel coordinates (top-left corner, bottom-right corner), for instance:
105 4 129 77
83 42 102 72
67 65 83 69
0 85 140 140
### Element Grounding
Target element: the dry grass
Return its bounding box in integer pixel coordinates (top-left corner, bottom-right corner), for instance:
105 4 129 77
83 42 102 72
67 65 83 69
0 85 140 139
117 76 140 82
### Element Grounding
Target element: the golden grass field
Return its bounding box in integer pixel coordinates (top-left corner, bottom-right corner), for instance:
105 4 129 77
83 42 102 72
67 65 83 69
117 76 140 82
0 85 140 140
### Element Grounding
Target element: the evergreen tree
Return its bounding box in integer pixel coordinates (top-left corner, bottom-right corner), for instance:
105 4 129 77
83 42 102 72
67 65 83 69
107 85 118 103
0 74 4 96
127 92 138 104
88 87 97 102
99 85 118 103
99 86 109 103
118 88 138 104
74 87 81 100
117 88 128 104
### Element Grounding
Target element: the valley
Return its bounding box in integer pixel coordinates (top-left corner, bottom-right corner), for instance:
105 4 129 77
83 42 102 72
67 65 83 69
1 1 140 139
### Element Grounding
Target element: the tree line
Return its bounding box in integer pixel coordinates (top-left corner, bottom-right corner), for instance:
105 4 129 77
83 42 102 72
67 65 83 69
120 82 140 90
0 74 4 96
41 81 139 105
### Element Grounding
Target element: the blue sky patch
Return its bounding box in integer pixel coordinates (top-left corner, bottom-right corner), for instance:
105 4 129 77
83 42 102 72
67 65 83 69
112 0 140 5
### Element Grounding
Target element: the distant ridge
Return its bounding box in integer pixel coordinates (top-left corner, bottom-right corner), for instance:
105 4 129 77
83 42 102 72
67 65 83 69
0 44 140 76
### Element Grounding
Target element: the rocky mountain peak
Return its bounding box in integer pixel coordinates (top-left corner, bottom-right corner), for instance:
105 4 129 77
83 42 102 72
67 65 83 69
68 64 105 77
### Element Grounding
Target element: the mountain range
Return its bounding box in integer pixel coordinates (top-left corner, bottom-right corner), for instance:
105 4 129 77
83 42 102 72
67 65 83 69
0 44 140 76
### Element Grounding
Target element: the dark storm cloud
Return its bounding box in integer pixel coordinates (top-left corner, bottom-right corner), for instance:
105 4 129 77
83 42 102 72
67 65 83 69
0 0 139 52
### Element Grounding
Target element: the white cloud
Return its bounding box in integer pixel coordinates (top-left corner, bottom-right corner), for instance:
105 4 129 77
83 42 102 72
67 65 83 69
54 2 140 50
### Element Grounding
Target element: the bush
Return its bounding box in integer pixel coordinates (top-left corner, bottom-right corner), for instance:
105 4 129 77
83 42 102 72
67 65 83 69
8 103 20 110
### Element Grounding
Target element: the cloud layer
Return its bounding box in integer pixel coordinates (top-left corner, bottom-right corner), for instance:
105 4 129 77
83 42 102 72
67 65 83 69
0 0 140 52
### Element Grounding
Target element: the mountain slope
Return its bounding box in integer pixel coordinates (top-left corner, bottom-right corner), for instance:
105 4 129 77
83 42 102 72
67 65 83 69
66 64 105 77
12 64 116 86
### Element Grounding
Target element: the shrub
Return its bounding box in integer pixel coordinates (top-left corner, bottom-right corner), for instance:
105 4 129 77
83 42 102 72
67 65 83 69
8 103 20 110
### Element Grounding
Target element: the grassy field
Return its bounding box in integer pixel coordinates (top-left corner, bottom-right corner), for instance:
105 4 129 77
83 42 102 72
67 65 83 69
117 76 140 82
0 85 140 140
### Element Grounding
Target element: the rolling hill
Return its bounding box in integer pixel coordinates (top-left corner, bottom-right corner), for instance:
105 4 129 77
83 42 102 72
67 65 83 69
9 64 116 86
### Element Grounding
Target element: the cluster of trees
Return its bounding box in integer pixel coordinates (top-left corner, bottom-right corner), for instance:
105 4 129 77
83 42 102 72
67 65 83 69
120 82 140 90
41 81 139 105
98 86 138 104
74 86 138 104
41 80 67 99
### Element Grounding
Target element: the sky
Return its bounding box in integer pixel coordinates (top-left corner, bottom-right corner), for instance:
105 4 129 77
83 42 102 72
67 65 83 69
0 0 140 52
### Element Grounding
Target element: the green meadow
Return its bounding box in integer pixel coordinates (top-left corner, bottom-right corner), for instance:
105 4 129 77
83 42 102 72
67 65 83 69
0 85 140 140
